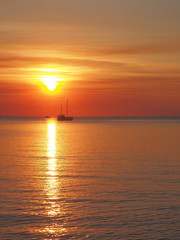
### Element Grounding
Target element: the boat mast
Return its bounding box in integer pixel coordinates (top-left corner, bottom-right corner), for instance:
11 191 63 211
61 103 62 115
66 99 68 117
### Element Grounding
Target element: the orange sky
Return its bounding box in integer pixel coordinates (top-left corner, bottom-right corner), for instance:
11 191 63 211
0 0 180 116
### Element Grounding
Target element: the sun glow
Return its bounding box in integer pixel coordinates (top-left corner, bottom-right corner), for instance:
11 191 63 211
40 76 60 91
36 67 65 92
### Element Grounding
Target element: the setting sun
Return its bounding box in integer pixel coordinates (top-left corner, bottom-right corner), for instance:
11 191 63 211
37 67 65 92
40 76 59 91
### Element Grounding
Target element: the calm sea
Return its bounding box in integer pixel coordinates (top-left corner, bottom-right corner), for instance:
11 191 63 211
0 117 179 240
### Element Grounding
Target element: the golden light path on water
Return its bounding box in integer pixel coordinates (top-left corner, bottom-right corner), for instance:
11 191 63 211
47 120 58 204
42 120 66 236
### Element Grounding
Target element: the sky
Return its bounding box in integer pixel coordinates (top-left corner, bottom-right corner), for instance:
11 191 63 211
0 0 180 117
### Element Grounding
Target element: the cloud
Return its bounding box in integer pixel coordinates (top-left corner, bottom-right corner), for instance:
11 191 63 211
1 49 180 73
0 54 127 70
0 82 38 95
82 42 180 56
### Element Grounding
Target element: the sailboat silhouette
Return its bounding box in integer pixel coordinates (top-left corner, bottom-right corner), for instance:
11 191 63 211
57 100 73 121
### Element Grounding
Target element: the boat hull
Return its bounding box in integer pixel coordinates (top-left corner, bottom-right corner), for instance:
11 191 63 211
57 115 73 121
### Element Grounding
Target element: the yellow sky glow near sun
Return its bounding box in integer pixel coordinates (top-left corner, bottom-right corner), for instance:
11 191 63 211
40 76 60 91
36 67 65 92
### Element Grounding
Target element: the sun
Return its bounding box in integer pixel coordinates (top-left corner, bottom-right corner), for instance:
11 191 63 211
40 76 59 91
36 67 65 92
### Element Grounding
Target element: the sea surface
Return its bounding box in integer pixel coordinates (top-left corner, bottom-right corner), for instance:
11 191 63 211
0 117 179 240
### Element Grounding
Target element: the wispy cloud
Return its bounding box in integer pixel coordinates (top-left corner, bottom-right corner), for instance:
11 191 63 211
0 82 38 95
79 42 180 56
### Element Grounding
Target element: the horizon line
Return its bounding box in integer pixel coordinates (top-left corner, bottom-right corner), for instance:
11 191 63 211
1 115 180 118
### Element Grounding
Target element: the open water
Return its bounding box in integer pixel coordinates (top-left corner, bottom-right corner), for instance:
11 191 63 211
0 117 179 239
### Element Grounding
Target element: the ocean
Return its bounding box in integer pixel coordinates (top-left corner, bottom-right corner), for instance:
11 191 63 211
0 117 179 239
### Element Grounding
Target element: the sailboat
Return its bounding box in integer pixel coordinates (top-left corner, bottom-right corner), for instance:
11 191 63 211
57 100 73 121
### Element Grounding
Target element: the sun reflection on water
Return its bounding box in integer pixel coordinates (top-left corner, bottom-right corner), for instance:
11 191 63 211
48 121 56 158
46 120 59 215
47 121 57 176
36 120 68 237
